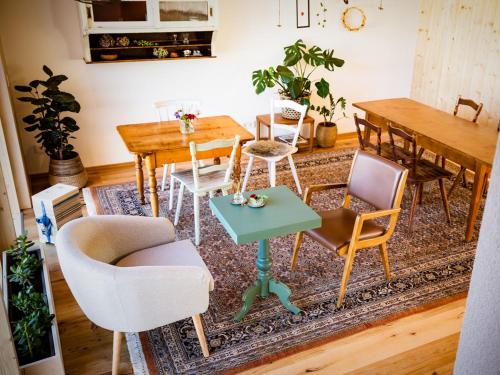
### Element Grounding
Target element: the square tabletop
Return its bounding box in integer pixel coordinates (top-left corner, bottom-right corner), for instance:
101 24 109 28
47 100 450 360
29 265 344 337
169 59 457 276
209 186 321 244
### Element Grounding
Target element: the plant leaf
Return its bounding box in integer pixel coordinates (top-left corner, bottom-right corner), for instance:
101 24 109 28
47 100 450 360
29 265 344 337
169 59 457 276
14 85 32 93
42 65 53 77
315 78 330 98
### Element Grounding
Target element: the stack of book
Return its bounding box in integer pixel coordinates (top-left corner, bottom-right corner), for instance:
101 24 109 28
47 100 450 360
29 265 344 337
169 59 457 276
32 184 82 244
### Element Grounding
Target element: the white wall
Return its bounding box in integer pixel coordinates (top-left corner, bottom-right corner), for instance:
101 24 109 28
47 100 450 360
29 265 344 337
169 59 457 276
0 0 419 174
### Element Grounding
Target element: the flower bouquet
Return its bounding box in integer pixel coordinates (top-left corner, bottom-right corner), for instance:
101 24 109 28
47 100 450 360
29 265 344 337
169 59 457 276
248 194 268 208
175 109 198 134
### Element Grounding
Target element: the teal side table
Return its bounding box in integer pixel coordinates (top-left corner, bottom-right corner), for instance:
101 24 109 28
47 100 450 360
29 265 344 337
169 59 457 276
209 186 321 321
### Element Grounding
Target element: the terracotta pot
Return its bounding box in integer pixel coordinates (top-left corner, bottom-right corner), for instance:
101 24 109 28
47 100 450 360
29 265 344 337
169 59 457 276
316 122 338 148
48 152 87 188
279 93 310 120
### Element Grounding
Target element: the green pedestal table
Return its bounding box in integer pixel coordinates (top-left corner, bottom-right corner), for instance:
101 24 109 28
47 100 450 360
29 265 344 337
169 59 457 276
209 186 321 321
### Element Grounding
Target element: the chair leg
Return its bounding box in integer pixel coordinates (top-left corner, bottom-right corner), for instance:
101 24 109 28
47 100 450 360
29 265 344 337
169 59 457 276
268 161 276 187
168 163 176 211
174 183 185 226
417 147 425 160
290 231 304 271
288 155 302 195
442 157 446 170
193 194 201 246
161 164 169 191
408 184 421 232
434 154 440 165
337 246 356 308
192 314 209 358
242 155 254 192
378 242 391 280
418 183 424 205
112 331 123 375
448 166 466 198
438 179 451 224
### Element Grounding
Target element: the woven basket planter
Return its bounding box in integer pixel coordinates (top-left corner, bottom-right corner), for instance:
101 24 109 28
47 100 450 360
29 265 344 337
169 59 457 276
279 94 310 120
48 153 87 188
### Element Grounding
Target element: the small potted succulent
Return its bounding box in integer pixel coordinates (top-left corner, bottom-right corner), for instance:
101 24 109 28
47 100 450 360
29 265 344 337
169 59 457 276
252 39 344 119
310 89 346 148
15 65 87 188
175 109 198 134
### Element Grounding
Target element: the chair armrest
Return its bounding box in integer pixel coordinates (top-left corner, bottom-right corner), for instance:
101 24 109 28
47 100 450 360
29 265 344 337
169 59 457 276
303 183 347 204
359 208 400 221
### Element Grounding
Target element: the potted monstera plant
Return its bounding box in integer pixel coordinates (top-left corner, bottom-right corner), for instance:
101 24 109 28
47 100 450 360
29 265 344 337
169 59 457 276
15 65 87 188
310 88 347 148
252 39 344 119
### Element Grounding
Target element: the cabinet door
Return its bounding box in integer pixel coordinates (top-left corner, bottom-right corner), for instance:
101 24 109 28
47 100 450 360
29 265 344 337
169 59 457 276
84 0 154 30
156 0 216 29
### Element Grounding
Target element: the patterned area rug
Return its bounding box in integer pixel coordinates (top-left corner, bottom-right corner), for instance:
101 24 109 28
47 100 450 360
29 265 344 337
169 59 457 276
85 149 480 375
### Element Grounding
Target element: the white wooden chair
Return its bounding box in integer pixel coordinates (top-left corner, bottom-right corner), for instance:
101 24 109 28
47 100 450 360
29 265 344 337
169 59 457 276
173 135 240 245
154 99 201 210
242 99 307 195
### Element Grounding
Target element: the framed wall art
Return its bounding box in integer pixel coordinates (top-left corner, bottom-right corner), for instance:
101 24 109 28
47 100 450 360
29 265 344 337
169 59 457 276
296 0 310 28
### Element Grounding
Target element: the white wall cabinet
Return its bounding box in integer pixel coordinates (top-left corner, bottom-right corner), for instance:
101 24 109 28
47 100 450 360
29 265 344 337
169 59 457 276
79 0 218 34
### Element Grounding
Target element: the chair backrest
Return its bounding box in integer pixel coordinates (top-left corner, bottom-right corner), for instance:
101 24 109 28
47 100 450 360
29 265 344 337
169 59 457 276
154 99 201 121
189 135 240 191
270 99 307 147
354 113 383 155
347 150 408 210
388 125 418 175
453 95 483 123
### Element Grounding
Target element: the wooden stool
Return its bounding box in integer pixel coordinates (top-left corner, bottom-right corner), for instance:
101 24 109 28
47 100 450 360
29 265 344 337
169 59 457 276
256 114 315 152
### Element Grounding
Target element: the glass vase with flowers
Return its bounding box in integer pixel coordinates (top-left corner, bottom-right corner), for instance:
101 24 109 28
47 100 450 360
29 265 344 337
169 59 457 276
175 109 198 134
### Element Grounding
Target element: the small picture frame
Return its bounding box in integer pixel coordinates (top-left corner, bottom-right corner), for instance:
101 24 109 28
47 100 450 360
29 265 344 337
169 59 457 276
296 0 310 28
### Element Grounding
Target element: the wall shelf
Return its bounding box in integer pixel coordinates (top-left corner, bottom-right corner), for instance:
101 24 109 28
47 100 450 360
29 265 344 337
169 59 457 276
85 56 217 64
85 31 215 63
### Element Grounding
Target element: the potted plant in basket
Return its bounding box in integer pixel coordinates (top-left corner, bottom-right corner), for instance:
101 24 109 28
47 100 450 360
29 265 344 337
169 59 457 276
2 234 64 374
310 88 346 148
251 39 344 119
15 65 87 188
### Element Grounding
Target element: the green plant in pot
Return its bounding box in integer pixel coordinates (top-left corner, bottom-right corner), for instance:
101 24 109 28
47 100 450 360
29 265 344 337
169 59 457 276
252 39 344 119
310 83 347 148
15 65 87 188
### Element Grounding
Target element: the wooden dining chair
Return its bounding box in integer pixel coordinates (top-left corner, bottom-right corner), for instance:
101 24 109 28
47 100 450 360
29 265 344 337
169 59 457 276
173 135 240 245
446 96 483 197
388 125 452 231
290 150 408 307
242 99 307 194
153 99 201 209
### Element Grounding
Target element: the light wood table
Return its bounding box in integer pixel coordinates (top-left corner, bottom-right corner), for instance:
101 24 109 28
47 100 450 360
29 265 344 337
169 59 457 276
117 116 254 217
256 114 315 152
353 98 497 242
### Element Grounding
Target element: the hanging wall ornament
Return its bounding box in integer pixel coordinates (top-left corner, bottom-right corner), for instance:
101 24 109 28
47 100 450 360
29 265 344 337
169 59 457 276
317 2 327 28
378 0 384 11
296 0 310 28
342 6 366 32
277 0 282 27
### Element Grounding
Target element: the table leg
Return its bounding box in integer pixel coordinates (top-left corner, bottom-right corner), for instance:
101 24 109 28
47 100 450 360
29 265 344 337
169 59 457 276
234 239 300 322
465 164 489 242
309 121 314 152
232 144 242 192
145 155 159 218
134 154 145 205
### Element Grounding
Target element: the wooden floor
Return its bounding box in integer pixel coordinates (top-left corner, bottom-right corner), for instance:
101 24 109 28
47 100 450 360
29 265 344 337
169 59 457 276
26 135 465 375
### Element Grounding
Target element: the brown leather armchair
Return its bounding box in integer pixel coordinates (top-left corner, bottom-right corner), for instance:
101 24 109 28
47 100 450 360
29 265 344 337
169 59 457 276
291 150 408 307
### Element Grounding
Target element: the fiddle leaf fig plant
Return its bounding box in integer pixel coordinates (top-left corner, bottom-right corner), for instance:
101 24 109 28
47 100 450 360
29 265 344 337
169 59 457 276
15 65 81 161
252 39 344 106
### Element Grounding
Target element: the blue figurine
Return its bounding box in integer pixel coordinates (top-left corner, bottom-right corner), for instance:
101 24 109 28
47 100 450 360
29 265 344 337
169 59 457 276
35 201 53 243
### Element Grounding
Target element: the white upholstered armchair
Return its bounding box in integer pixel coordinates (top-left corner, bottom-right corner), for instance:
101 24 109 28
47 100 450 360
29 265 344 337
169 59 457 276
56 215 214 374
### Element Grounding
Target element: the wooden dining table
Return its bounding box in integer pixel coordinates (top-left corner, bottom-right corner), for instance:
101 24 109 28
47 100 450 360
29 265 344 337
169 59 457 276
117 115 254 217
353 98 497 242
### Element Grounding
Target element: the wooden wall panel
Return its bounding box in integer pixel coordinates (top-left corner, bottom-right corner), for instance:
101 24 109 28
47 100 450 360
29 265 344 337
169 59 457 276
411 0 499 127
